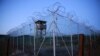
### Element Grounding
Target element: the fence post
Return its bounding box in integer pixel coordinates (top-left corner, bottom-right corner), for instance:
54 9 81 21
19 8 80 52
79 34 84 56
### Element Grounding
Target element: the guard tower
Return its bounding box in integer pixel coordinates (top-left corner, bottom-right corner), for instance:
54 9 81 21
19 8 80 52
35 20 46 37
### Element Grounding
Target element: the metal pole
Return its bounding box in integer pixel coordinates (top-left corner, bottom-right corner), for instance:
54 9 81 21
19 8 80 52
34 23 36 56
69 19 73 56
77 24 80 42
89 30 92 56
23 35 24 52
13 36 14 49
29 24 32 45
53 22 56 56
17 29 19 50
22 26 24 52
34 33 36 56
52 13 56 56
17 36 18 50
71 35 73 56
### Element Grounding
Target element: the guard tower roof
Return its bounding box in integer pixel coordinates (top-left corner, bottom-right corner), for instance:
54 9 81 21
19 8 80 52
35 20 46 24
